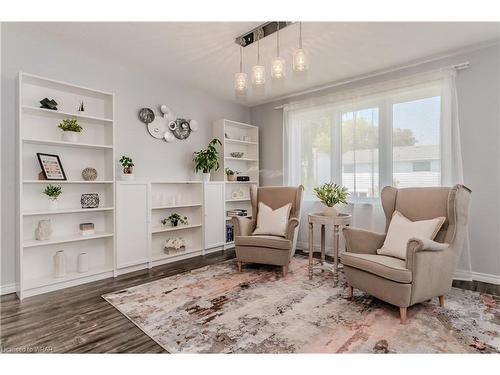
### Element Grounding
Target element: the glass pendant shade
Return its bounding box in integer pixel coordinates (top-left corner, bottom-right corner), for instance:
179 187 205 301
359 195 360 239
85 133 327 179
271 57 285 79
293 48 308 72
252 64 266 86
234 72 248 92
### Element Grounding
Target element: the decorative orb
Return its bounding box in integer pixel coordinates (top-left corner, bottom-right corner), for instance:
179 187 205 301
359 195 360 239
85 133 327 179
81 167 98 181
168 121 177 131
189 119 199 132
164 131 175 143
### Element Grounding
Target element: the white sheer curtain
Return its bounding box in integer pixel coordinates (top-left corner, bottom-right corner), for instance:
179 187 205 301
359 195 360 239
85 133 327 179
282 68 471 278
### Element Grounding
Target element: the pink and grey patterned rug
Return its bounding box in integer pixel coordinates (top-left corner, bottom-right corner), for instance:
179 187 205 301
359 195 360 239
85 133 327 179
103 258 500 353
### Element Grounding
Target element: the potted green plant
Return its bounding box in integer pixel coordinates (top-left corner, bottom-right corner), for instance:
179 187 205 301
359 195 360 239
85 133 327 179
119 155 135 181
225 167 238 182
313 182 349 216
193 138 221 182
161 213 188 227
43 184 62 210
58 118 83 142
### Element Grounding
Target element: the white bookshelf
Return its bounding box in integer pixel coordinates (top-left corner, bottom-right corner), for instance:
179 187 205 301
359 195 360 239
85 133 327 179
213 119 259 249
17 72 115 299
149 182 204 265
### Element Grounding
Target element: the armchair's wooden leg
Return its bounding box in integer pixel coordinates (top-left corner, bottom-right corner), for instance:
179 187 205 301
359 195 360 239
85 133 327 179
438 295 445 307
237 261 243 272
399 307 407 324
282 265 288 277
347 285 353 299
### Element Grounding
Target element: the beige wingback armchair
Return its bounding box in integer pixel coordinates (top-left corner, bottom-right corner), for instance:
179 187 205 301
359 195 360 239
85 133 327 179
233 185 304 277
342 184 471 324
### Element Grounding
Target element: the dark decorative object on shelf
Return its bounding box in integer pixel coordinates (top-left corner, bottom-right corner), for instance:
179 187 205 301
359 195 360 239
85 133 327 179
138 108 155 124
78 101 85 112
40 98 58 110
236 176 250 182
81 193 99 209
226 224 234 242
81 167 98 181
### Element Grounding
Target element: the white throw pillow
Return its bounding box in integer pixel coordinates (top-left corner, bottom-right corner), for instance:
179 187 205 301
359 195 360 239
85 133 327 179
252 202 292 237
377 211 446 260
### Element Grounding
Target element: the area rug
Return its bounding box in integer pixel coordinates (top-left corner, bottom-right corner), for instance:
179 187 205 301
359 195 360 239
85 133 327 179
103 258 500 353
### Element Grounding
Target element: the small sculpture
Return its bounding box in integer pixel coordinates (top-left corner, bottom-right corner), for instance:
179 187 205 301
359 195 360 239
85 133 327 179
35 220 52 241
40 98 58 110
78 101 85 112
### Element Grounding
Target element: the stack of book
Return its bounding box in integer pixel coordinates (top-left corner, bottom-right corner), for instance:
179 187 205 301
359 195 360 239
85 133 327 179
226 209 248 217
226 224 234 243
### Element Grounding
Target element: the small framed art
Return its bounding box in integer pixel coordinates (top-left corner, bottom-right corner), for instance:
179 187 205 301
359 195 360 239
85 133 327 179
37 153 67 181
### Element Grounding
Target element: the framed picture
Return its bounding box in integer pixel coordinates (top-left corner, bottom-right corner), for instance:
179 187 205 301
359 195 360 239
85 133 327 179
37 153 67 181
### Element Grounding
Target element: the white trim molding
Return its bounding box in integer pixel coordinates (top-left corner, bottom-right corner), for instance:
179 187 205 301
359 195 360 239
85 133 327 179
0 283 17 296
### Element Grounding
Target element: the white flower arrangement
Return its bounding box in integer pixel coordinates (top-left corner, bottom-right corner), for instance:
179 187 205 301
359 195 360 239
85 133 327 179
164 237 186 251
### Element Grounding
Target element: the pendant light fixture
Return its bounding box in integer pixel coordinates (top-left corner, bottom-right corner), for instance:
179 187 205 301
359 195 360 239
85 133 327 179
251 32 266 86
271 22 285 79
234 45 248 94
293 22 308 72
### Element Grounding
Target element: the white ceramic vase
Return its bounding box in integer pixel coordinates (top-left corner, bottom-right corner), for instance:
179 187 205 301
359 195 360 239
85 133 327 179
48 198 58 210
54 251 66 278
77 253 89 273
122 173 135 181
323 206 338 216
202 173 211 182
62 131 79 143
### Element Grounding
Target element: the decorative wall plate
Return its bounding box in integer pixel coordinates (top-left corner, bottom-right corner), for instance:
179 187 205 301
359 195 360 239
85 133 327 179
171 118 191 140
147 117 168 139
138 108 155 124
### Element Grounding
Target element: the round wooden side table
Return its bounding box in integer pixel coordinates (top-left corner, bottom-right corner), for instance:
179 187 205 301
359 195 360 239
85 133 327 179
307 212 352 286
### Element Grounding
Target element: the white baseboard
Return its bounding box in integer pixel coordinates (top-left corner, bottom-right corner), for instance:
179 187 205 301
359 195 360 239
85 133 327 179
468 271 500 285
0 283 17 296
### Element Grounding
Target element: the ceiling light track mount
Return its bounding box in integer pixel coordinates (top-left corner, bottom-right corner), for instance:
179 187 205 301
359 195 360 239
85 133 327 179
235 22 293 47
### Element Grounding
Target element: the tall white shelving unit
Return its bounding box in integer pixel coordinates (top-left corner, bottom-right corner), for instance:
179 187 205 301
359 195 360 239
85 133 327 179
213 119 259 249
17 72 115 299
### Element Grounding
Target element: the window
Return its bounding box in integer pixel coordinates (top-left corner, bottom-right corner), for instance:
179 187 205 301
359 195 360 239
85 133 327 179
284 81 443 200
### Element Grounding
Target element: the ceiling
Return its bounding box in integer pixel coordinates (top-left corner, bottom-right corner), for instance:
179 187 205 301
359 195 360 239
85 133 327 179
12 22 500 106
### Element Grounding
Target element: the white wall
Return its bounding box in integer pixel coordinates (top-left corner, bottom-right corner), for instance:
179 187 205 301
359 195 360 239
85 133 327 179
1 24 250 289
251 43 500 283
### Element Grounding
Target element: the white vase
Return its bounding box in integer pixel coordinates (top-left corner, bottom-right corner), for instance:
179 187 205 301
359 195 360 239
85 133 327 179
77 253 89 273
48 199 58 210
323 206 338 216
62 131 79 143
202 173 211 182
122 173 135 181
54 251 66 278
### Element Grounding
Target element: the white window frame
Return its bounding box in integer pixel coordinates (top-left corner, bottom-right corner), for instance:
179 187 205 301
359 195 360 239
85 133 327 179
284 82 443 203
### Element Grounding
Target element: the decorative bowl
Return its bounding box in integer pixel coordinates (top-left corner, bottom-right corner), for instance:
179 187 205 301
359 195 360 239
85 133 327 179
230 152 244 158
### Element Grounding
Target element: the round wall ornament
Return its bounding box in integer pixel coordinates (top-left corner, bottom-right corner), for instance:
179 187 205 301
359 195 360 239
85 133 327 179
138 108 155 124
170 118 192 140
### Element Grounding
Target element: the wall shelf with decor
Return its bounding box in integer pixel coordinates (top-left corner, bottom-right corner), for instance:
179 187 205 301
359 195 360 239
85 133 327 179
212 119 259 249
16 72 115 300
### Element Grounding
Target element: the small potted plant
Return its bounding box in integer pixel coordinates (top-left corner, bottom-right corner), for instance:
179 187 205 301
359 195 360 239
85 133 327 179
58 118 83 142
161 213 188 227
313 182 349 216
193 138 221 182
43 184 62 210
119 155 135 181
225 167 238 182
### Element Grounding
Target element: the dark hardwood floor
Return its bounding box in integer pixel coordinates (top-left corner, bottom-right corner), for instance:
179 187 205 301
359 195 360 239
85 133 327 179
0 249 236 353
1 248 498 354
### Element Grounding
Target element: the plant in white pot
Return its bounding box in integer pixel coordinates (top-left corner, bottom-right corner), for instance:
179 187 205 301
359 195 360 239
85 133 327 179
43 184 62 210
119 155 135 181
193 138 221 182
58 118 82 142
313 182 349 216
